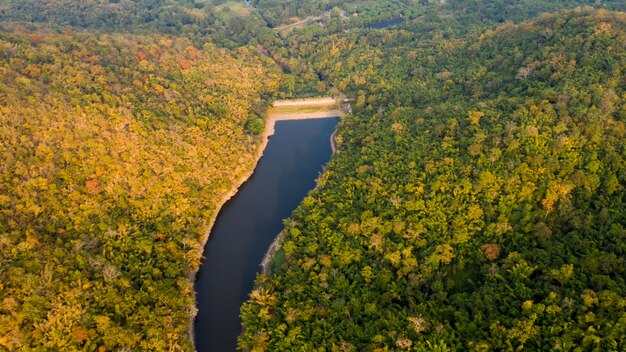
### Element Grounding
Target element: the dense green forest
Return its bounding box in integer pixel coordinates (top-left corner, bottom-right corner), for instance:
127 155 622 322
1 0 625 351
240 8 626 351
0 24 280 350
260 0 626 97
253 0 625 31
252 0 424 28
0 0 282 49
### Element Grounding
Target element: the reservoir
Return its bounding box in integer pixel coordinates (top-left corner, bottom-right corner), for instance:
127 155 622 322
366 18 404 29
194 117 338 351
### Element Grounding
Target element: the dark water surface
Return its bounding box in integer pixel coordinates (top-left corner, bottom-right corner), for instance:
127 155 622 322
194 118 338 352
366 18 404 29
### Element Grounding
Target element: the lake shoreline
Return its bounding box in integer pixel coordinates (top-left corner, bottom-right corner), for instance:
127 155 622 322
188 106 342 349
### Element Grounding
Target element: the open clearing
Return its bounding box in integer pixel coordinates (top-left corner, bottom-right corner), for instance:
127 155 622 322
267 97 345 133
217 1 251 17
272 97 339 107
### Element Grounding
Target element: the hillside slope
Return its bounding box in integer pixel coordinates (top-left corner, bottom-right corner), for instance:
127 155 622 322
241 9 626 351
0 27 279 351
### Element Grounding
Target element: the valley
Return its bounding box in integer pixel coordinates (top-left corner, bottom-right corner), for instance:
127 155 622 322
0 1 624 351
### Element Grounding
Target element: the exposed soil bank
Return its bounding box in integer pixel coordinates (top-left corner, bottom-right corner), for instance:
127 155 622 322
260 230 286 276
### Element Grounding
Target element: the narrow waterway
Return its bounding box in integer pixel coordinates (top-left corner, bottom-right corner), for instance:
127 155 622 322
194 117 338 352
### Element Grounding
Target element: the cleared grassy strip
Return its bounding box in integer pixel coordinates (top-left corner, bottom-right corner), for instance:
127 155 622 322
269 104 339 115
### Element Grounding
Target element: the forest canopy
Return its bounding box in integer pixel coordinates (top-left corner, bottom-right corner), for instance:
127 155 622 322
0 0 625 351
240 8 626 351
0 25 280 350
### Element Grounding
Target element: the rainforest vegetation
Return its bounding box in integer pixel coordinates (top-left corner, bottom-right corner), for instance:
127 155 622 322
240 7 626 352
0 0 625 351
0 23 280 351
